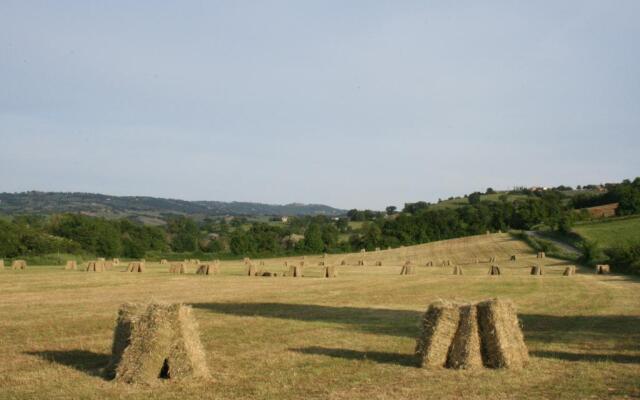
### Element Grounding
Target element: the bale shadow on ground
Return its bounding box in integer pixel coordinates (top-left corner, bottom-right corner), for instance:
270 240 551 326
192 302 421 338
531 350 640 364
25 350 110 378
193 303 640 356
291 346 418 367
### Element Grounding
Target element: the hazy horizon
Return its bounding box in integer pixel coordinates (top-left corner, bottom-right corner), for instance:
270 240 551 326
2 1 639 210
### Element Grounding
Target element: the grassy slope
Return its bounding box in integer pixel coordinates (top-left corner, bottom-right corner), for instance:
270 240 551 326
0 234 639 399
573 215 640 248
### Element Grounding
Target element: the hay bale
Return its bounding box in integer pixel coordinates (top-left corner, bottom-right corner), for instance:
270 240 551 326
108 302 209 384
510 255 517 261
476 299 529 369
537 252 546 259
169 263 188 274
340 259 346 266
321 265 337 278
318 261 325 266
160 259 169 265
563 265 576 276
375 261 382 266
488 265 501 275
357 259 365 266
288 265 303 277
64 260 77 270
243 257 251 265
416 298 528 370
127 262 144 273
98 257 106 262
283 261 288 267
104 303 147 379
488 256 497 263
452 265 463 275
104 260 114 270
596 264 610 274
400 262 415 275
0 259 4 270
360 248 366 253
86 261 104 272
530 265 543 275
415 301 461 367
447 304 482 369
375 247 380 252
425 261 433 267
11 259 27 270
247 264 257 276
259 261 265 266
196 264 217 275
113 258 120 266
300 261 305 267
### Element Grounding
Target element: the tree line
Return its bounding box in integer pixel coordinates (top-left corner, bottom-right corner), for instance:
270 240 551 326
1 178 639 261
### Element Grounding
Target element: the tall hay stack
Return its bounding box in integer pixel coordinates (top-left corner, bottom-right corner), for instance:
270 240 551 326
321 265 337 278
510 255 517 261
563 265 576 276
160 259 169 265
86 261 104 272
415 298 528 369
596 264 610 274
530 265 543 275
113 258 120 266
537 252 546 259
65 260 77 270
106 302 209 384
488 265 501 275
425 261 433 267
340 260 347 266
357 259 365 266
452 265 464 275
169 263 188 274
476 299 529 368
247 264 257 276
288 265 303 277
400 262 415 275
196 264 217 275
12 260 27 270
127 262 145 273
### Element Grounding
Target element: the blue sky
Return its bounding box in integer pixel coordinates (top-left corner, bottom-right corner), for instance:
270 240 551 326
1 1 638 210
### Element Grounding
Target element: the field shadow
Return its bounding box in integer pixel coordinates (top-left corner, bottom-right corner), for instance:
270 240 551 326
193 302 640 364
25 350 110 378
291 346 418 367
532 350 640 364
192 302 421 338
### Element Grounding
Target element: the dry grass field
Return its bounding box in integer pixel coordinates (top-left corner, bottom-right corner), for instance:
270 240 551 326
1 233 639 399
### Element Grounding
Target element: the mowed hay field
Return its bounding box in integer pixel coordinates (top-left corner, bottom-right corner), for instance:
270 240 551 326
1 234 639 399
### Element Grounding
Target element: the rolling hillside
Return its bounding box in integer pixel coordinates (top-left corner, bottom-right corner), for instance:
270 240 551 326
0 191 345 219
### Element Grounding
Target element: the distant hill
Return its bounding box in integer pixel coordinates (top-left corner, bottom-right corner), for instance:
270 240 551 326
0 192 346 220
